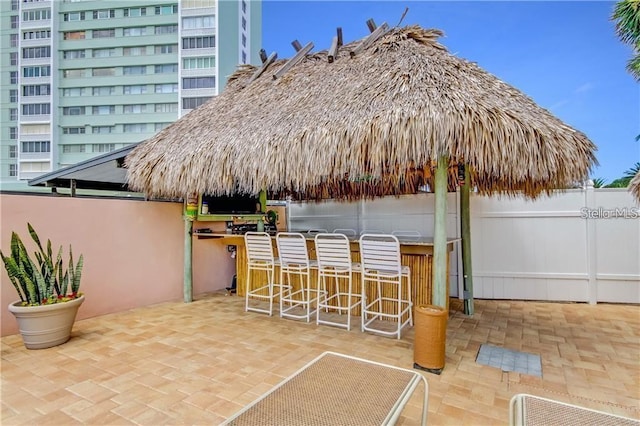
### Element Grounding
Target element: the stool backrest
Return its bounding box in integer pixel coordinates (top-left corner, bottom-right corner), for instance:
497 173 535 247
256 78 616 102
359 234 402 275
244 232 275 263
315 233 352 270
276 232 309 266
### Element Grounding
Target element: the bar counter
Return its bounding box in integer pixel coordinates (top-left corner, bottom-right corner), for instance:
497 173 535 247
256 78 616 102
194 231 458 309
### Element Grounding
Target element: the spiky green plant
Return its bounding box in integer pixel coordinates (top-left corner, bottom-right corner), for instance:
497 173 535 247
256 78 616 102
1 223 83 306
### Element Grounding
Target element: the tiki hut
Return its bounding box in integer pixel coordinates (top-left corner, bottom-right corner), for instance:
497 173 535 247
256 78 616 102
126 23 598 310
126 25 597 200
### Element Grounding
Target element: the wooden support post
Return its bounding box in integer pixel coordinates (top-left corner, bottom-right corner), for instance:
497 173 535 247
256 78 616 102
259 48 267 63
70 179 76 197
432 155 448 308
328 28 343 63
366 18 377 32
248 52 278 83
184 217 193 303
273 42 314 80
460 166 474 315
350 22 389 58
291 40 302 52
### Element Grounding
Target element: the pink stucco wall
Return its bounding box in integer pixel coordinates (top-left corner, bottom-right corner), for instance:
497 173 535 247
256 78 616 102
0 193 236 337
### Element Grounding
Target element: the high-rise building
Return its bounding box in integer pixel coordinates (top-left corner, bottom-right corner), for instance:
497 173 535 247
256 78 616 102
0 0 262 190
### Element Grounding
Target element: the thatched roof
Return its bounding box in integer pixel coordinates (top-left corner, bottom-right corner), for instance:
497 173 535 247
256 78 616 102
630 170 640 202
126 25 597 201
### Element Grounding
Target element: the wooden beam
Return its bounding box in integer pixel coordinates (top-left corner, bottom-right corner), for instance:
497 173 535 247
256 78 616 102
460 165 474 315
350 22 389 58
291 40 302 52
328 36 339 63
259 48 267 63
366 18 377 33
273 42 314 80
432 155 448 308
337 27 343 47
248 51 277 83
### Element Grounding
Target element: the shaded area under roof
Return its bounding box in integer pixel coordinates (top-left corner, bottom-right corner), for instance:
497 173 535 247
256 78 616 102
28 144 138 192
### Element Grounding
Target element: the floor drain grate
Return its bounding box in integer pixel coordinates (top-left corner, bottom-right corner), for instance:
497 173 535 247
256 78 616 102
476 344 542 377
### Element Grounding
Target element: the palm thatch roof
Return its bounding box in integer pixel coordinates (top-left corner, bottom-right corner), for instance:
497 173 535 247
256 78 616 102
126 25 597 201
630 170 640 202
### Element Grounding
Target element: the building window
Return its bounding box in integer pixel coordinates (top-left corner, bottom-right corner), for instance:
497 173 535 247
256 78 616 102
63 12 85 21
123 27 146 36
63 50 86 59
93 29 115 38
92 9 115 19
123 85 147 95
62 127 86 135
123 124 147 133
22 84 50 96
154 64 177 74
62 87 86 97
21 141 51 153
9 129 18 141
123 66 146 75
242 34 246 48
123 46 146 56
64 31 86 40
9 89 18 102
10 52 18 66
155 44 177 54
92 126 114 134
9 164 17 177
155 5 177 15
183 57 215 69
92 67 116 77
182 36 215 49
182 97 210 110
92 105 115 115
63 69 84 78
10 108 18 121
10 34 18 47
92 86 115 96
155 83 178 93
183 77 215 89
123 104 147 114
92 48 115 58
21 124 50 135
155 25 178 35
62 144 86 153
23 66 50 78
23 9 51 21
23 30 51 40
11 0 18 11
11 15 18 28
155 123 170 131
92 143 116 153
155 103 178 113
124 7 146 17
182 16 214 29
23 46 51 59
242 16 246 30
63 106 85 116
242 0 247 13
242 51 247 64
22 103 51 115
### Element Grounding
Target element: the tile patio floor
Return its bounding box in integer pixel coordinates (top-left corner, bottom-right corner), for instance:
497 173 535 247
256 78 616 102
1 293 639 425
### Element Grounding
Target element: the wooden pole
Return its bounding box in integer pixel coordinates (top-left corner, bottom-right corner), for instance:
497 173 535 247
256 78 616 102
184 217 193 303
432 155 448 308
460 166 474 315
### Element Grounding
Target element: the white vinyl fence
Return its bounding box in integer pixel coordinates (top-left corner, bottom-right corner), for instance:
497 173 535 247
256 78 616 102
287 185 639 304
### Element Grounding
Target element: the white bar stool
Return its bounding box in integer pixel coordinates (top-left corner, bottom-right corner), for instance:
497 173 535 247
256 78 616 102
244 232 282 316
314 233 361 330
276 232 319 322
359 234 413 339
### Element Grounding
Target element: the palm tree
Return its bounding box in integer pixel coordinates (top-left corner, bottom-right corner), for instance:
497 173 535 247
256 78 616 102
605 162 640 188
591 178 607 188
613 0 640 80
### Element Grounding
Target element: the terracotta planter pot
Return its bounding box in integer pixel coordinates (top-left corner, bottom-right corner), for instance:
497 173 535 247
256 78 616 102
8 295 85 350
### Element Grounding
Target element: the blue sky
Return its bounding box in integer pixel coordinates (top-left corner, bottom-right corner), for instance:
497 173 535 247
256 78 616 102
261 1 639 183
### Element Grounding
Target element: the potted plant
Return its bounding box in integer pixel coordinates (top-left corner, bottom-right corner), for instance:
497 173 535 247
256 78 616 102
1 223 84 349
